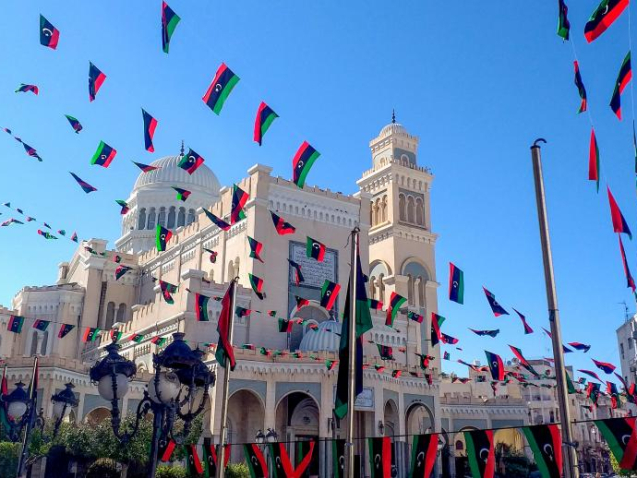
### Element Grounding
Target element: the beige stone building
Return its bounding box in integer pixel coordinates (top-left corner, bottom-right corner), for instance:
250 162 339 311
4 119 611 477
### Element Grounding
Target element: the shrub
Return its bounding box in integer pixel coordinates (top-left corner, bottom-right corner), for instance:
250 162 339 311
0 442 20 478
86 458 120 478
155 464 187 478
226 462 250 478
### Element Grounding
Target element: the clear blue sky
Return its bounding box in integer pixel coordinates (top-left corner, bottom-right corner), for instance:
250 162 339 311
0 1 633 382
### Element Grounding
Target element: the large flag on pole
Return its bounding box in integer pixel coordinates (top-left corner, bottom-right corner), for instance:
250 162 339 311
595 417 637 470
215 281 236 370
334 245 373 420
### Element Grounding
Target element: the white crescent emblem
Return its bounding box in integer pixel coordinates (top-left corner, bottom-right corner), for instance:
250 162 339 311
313 243 320 249
42 28 53 37
416 451 425 467
492 361 498 368
215 84 223 92
339 456 345 469
276 457 283 468
623 434 631 445
479 448 489 462
251 456 259 466
326 291 331 296
100 154 107 161
161 234 166 241
298 160 304 168
543 444 554 461
602 4 609 15
453 281 458 288
188 155 196 163
375 454 382 468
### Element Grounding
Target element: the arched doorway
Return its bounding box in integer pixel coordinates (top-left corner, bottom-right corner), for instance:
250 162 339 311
84 407 111 426
405 403 434 436
275 392 320 476
454 427 477 478
494 428 525 476
290 304 330 350
383 400 399 437
227 389 265 462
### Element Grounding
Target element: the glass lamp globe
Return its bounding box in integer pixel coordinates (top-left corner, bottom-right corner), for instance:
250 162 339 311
148 372 181 404
52 401 72 420
7 401 28 420
97 373 130 401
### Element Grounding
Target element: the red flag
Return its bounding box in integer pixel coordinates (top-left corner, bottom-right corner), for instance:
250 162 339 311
215 282 236 370
589 128 600 191
619 235 636 292
607 186 632 239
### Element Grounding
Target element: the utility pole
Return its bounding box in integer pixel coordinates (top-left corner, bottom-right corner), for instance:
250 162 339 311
529 139 579 478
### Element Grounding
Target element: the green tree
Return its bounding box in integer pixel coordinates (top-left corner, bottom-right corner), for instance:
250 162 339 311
0 441 20 478
610 452 636 477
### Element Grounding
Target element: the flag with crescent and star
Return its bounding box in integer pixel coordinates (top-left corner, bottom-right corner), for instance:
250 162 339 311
248 236 264 263
244 443 268 478
585 0 629 43
203 62 240 115
58 323 74 338
40 15 59 49
619 235 636 292
231 184 249 224
368 436 393 478
268 441 315 478
203 209 231 231
7 315 24 334
610 51 632 120
142 109 158 152
595 417 637 470
155 225 172 252
70 172 97 194
409 433 438 478
195 293 210 322
287 259 304 285
202 437 230 478
159 280 177 304
158 438 176 462
449 262 464 304
215 281 236 370
592 358 616 374
254 102 279 146
161 1 180 53
557 0 570 40
465 429 495 478
482 287 509 316
306 236 326 262
386 292 406 327
430 313 445 347
332 439 347 478
88 62 106 101
513 308 534 335
320 280 340 311
185 444 204 475
522 425 563 478
178 147 205 175
574 61 587 113
248 273 265 300
65 115 82 134
132 160 159 173
485 350 505 381
292 141 320 188
271 211 296 235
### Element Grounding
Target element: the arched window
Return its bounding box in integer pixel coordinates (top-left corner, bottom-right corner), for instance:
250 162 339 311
418 278 426 308
381 196 387 222
29 332 39 356
177 207 186 228
167 206 176 229
187 209 195 225
374 199 381 226
40 331 49 355
399 194 406 221
147 208 156 230
138 208 146 230
234 257 240 277
407 196 415 223
105 302 115 330
158 207 166 227
455 440 464 451
407 274 414 305
227 261 235 279
369 276 377 300
117 303 127 323
416 198 424 226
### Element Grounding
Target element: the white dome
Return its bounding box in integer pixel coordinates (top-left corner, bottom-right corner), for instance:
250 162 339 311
133 155 221 195
379 122 408 136
299 320 342 352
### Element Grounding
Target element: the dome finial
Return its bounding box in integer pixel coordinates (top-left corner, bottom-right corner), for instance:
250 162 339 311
180 140 185 156
392 109 396 124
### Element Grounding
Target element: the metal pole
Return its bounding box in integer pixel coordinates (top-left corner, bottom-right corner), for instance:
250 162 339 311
530 140 579 478
346 227 359 478
146 405 163 478
17 357 38 478
216 277 238 478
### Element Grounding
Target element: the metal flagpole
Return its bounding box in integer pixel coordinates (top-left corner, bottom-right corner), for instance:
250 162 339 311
17 356 38 478
346 227 359 478
529 140 579 478
216 277 238 478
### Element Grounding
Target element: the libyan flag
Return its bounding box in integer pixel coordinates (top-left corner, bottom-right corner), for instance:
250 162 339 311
215 281 236 370
465 429 495 478
334 247 373 420
595 417 637 470
269 441 315 478
410 433 438 478
368 436 393 478
522 425 562 478
244 443 268 478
